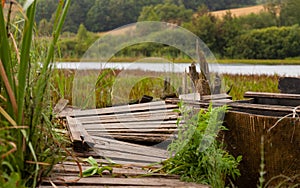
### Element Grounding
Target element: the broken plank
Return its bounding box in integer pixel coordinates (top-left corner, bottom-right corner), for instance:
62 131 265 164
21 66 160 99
52 164 163 177
83 120 181 130
91 136 168 157
229 102 298 112
87 128 177 133
76 114 179 124
82 120 179 129
66 116 95 151
99 135 174 144
244 91 300 99
65 156 159 167
92 147 166 163
75 109 178 122
44 176 208 187
228 102 300 117
92 142 168 159
66 116 83 146
244 91 300 106
53 98 69 114
59 101 178 118
90 132 176 137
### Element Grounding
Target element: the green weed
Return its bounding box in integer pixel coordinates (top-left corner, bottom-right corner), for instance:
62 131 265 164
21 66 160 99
162 103 242 187
81 156 113 177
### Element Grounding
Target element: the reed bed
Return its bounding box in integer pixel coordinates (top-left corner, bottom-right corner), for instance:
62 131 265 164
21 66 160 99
222 74 280 100
52 69 280 108
0 1 70 187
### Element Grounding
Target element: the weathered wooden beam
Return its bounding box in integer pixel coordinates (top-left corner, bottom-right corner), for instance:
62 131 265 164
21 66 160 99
244 91 300 106
244 91 300 99
43 176 208 187
53 98 69 114
66 116 95 152
59 101 178 118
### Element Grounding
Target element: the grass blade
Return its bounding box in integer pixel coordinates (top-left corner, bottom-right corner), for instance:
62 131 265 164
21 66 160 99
17 0 37 124
0 106 17 127
0 2 15 116
0 59 17 116
33 0 70 125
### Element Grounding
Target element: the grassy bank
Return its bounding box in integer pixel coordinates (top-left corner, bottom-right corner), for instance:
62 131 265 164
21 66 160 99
222 74 279 100
57 57 300 65
52 69 280 107
218 59 300 65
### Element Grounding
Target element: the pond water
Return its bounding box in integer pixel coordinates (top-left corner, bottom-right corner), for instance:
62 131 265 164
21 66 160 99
55 62 300 76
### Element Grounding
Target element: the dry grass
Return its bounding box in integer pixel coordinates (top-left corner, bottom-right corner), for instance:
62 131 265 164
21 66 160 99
211 5 266 18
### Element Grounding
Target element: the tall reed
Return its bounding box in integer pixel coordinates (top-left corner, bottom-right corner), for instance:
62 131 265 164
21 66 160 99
0 1 70 187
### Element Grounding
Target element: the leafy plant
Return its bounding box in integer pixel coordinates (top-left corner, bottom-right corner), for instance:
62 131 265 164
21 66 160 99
81 156 113 177
0 0 70 187
162 102 242 187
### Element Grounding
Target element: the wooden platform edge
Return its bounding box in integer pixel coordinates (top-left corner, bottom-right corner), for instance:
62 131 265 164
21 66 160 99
66 116 95 152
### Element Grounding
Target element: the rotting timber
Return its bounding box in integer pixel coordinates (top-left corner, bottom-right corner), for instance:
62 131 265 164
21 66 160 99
46 88 300 187
223 91 300 187
41 98 214 188
43 61 300 187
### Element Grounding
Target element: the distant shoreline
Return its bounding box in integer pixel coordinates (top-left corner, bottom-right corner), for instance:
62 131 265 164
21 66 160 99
57 57 300 65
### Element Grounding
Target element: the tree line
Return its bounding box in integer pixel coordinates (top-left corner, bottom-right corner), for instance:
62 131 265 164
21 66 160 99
36 0 256 33
39 0 300 60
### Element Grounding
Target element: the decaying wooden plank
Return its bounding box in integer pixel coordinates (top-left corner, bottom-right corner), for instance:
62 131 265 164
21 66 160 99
91 136 168 157
229 102 300 117
66 116 95 151
66 116 82 146
96 135 174 144
53 161 166 175
244 91 300 99
53 98 69 114
83 121 179 130
43 176 208 187
92 148 165 163
76 113 179 124
75 109 178 121
179 93 231 102
229 102 298 112
59 101 178 118
244 91 300 106
46 100 212 188
90 132 176 137
202 93 232 101
40 186 202 188
87 128 177 133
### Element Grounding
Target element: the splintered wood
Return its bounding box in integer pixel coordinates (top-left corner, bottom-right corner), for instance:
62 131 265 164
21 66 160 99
64 101 180 147
40 100 210 188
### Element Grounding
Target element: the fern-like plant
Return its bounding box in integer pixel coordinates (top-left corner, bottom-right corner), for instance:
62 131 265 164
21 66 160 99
162 103 242 188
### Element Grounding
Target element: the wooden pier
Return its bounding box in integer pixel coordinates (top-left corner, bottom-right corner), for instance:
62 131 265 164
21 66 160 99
40 99 213 187
41 91 300 187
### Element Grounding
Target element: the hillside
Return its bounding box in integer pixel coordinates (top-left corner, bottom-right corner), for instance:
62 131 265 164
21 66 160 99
211 5 266 18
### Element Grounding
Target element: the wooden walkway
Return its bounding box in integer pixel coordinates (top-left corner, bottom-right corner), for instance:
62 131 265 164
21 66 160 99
39 91 300 187
40 99 212 187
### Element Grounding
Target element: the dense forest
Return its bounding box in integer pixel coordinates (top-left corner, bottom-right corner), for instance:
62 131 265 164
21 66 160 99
36 0 257 33
37 0 300 60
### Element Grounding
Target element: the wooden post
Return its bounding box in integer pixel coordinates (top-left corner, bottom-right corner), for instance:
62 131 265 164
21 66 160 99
188 63 211 99
182 69 188 94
